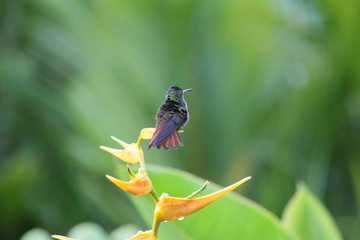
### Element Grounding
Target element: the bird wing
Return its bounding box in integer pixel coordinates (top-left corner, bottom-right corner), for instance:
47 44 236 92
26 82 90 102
153 113 182 147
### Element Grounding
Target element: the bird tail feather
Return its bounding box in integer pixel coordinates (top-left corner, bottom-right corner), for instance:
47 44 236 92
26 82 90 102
147 131 183 150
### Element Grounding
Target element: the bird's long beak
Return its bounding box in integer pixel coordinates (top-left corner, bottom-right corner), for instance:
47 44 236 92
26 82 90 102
183 88 192 93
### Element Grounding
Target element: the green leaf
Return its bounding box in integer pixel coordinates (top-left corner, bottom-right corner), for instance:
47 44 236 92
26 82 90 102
109 224 141 240
131 165 295 240
282 183 343 240
67 222 107 240
20 228 52 240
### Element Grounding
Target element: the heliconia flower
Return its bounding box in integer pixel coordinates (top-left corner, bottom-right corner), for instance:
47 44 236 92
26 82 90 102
106 167 153 196
154 176 251 222
51 235 75 240
100 128 184 167
128 230 157 240
100 128 158 167
100 136 141 164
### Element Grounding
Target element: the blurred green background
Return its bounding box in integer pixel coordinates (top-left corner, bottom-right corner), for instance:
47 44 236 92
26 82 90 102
1 0 359 239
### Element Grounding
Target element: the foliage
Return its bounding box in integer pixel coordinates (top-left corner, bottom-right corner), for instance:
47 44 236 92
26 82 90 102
1 0 359 239
283 183 342 240
21 165 343 240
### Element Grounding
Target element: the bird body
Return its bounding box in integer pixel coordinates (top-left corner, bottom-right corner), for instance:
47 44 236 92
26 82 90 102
148 86 191 150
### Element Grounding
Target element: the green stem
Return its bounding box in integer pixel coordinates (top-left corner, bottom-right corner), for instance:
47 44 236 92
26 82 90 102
186 180 210 199
152 213 161 237
126 165 137 181
136 137 147 170
150 187 159 203
138 151 146 170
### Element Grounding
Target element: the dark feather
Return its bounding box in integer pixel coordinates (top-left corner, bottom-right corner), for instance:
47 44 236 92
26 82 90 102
153 113 182 147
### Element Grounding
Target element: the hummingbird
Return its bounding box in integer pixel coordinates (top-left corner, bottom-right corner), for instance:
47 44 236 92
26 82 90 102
148 86 192 150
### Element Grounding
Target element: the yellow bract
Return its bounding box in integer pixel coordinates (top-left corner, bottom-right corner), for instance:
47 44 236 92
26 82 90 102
129 230 157 240
154 176 251 222
101 142 140 164
137 128 182 141
106 168 152 196
100 128 157 167
139 128 156 140
51 235 75 240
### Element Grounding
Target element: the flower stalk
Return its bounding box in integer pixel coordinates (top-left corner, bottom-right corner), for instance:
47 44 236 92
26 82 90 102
53 127 251 240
